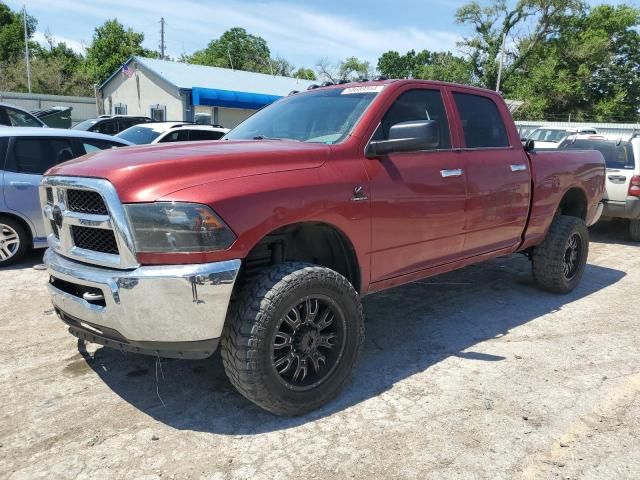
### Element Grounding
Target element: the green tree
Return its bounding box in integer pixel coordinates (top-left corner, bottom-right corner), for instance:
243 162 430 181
456 0 583 90
293 67 316 80
187 27 272 73
317 56 372 82
84 19 154 83
420 52 475 85
377 49 430 78
0 2 37 63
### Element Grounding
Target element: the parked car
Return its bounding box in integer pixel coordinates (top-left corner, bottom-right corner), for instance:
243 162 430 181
559 134 640 240
116 122 230 145
0 128 132 266
528 126 598 148
41 80 605 415
72 115 152 135
0 103 46 128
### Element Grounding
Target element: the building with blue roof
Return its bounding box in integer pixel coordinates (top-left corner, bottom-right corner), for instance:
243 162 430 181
98 56 315 128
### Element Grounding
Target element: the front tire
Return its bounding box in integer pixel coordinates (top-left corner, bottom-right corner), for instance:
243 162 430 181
221 262 365 416
629 219 640 242
532 215 589 294
0 218 29 267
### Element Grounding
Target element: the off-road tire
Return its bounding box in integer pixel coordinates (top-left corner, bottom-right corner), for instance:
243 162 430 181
0 217 29 267
532 215 589 294
221 262 365 416
629 220 640 242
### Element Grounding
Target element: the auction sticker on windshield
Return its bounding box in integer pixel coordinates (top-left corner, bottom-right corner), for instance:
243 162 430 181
341 85 386 95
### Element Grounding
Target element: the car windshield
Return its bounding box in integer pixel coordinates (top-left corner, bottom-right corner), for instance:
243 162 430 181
529 129 570 143
225 86 383 144
560 139 635 169
72 119 99 131
116 126 162 144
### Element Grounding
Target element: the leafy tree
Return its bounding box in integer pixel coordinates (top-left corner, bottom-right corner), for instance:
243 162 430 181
420 52 476 85
84 19 154 83
456 0 583 90
317 56 372 82
188 27 272 73
0 1 37 63
377 49 430 78
293 67 316 80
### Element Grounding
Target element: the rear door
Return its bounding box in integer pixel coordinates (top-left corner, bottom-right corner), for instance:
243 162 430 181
450 90 531 256
603 143 635 202
3 137 75 239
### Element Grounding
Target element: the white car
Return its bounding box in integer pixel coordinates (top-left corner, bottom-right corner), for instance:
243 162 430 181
559 134 640 240
116 122 229 145
529 126 598 149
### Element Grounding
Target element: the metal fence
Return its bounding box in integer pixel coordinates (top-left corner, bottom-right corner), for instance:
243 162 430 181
515 120 640 139
0 91 97 126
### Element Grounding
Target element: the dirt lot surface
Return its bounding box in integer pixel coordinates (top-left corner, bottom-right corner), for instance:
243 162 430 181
1 221 639 480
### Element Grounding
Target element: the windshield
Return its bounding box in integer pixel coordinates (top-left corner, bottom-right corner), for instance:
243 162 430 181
560 139 635 169
72 119 99 131
116 126 162 144
529 128 570 143
225 86 383 144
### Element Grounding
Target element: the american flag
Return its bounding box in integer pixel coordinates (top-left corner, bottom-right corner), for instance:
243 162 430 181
122 64 134 78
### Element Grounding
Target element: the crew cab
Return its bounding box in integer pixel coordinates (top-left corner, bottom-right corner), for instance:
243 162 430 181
40 80 605 415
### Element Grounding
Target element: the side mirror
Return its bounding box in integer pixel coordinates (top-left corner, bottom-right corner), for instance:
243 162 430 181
522 139 535 152
367 120 440 157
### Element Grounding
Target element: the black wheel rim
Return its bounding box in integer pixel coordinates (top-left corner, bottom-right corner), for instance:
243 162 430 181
563 233 582 280
270 295 346 391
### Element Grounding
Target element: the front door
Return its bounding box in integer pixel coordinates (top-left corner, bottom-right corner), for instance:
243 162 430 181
4 137 76 239
450 91 531 255
366 88 467 282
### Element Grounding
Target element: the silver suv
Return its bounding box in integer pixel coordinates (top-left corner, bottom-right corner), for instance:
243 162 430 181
0 128 131 266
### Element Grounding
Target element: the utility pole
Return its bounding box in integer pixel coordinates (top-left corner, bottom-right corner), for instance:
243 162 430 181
23 5 32 93
495 32 506 92
159 17 166 60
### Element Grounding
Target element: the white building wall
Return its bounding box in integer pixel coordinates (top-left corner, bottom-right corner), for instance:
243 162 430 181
217 107 256 128
101 66 183 121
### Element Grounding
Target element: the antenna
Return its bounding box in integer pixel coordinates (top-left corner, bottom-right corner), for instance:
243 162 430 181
159 17 166 60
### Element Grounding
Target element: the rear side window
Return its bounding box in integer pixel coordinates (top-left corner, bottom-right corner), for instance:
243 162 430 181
160 130 189 143
376 89 451 149
6 107 42 127
189 130 225 141
453 93 509 149
560 140 635 169
93 120 117 135
9 138 75 174
80 139 123 154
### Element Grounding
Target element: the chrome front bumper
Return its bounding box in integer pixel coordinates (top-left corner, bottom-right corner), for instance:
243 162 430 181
44 249 241 359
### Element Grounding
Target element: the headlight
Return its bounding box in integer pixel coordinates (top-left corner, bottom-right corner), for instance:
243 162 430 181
124 202 236 253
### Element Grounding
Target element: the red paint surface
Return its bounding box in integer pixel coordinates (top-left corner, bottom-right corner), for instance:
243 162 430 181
48 80 605 295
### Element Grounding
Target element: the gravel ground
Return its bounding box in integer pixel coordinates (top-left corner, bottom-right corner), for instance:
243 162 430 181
1 221 639 480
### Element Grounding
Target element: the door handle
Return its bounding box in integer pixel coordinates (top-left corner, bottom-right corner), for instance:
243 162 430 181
510 164 528 172
608 175 627 183
440 169 463 178
9 181 34 188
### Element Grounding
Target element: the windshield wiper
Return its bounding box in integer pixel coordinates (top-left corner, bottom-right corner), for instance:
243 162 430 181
252 135 282 140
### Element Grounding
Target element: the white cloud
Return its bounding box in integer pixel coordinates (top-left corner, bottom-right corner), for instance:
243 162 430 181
24 0 462 66
32 31 86 55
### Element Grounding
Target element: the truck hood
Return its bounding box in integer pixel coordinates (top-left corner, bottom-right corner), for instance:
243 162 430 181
46 140 330 202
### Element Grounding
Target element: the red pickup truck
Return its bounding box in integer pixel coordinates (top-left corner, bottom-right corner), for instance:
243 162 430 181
41 80 605 415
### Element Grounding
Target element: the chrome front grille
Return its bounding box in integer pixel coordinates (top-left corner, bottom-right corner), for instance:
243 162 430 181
72 226 119 254
39 176 139 269
67 189 109 215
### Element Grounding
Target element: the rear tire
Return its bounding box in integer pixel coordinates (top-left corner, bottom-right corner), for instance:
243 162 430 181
532 215 589 294
221 262 365 416
630 219 640 242
0 217 29 267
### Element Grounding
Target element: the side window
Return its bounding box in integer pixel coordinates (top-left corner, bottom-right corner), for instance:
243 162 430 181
0 108 11 126
6 107 42 127
189 130 225 141
10 138 74 174
94 120 117 135
159 130 189 143
377 89 451 150
453 93 509 149
80 139 122 154
0 137 8 169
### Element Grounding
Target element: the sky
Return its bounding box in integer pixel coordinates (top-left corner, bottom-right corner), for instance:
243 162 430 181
10 0 636 69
